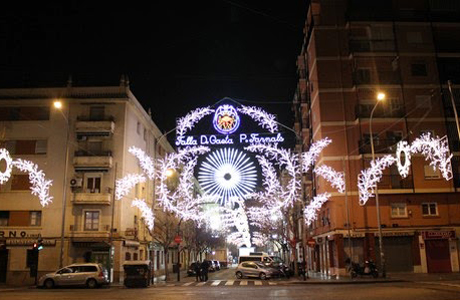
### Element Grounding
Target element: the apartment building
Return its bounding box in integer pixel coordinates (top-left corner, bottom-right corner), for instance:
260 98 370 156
0 81 176 285
293 0 460 276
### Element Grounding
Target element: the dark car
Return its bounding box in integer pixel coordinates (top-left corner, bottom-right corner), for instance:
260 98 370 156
187 262 199 276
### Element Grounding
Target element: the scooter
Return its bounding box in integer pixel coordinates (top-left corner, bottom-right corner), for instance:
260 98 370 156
348 260 378 278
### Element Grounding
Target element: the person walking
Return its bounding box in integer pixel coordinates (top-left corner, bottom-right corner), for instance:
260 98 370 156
200 260 209 282
194 261 201 282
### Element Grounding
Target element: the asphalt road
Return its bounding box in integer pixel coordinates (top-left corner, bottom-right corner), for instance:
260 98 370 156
3 282 460 300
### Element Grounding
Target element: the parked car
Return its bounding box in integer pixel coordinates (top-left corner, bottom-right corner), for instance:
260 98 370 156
37 263 108 289
235 261 279 280
212 260 220 271
187 262 199 276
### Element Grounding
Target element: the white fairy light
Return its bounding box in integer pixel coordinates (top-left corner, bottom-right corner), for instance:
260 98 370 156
115 173 146 200
301 138 332 173
410 133 453 180
0 148 13 184
396 141 411 178
304 192 331 225
358 155 396 206
314 165 345 194
245 144 300 209
252 231 269 247
128 147 156 179
198 148 257 207
132 199 155 231
237 105 278 133
12 159 53 207
176 106 215 137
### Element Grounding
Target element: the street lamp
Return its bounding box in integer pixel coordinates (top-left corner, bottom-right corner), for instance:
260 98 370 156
369 92 386 278
54 100 71 269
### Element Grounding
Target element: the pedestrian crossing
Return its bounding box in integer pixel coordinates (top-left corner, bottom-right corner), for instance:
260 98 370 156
163 280 281 287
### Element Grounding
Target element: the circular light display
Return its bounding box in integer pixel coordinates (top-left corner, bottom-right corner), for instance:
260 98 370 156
198 148 257 206
0 148 13 185
396 140 411 178
213 104 240 135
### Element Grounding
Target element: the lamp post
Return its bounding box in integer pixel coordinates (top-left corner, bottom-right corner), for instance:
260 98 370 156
369 92 386 278
54 100 71 269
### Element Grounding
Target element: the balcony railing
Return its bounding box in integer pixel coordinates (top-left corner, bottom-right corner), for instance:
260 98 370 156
355 104 405 119
352 71 401 85
72 192 111 205
73 151 113 171
76 115 115 122
379 175 414 190
74 150 112 157
349 40 395 52
358 139 400 154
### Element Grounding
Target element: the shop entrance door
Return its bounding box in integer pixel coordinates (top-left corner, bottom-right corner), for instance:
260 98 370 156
426 239 451 273
0 249 8 283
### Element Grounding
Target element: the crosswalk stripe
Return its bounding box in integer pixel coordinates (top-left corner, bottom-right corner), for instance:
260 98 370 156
254 281 262 286
183 282 194 286
196 282 206 286
268 282 277 285
211 281 221 286
225 280 234 286
240 280 248 286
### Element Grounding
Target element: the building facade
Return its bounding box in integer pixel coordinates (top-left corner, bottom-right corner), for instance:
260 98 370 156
0 82 178 285
293 0 460 276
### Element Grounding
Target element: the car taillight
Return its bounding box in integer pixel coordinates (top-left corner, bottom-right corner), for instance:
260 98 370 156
98 271 104 277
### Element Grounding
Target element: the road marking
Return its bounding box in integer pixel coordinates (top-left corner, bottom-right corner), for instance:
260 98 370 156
254 281 262 286
225 280 234 286
183 282 194 286
166 284 175 287
240 280 248 286
268 281 277 285
211 280 221 286
196 282 207 286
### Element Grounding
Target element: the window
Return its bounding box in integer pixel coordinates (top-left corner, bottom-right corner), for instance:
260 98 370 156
0 211 9 226
2 140 47 155
415 95 431 108
84 211 100 231
85 174 101 193
355 68 371 84
411 63 427 76
133 253 138 260
424 165 441 179
87 141 103 155
137 122 141 135
125 252 131 261
0 107 50 121
407 32 422 44
422 202 438 216
143 129 147 141
11 175 31 190
391 203 407 217
89 106 105 121
30 211 42 226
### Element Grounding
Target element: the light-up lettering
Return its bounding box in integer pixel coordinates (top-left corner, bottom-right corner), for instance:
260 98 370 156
175 136 198 146
201 135 234 145
177 133 285 147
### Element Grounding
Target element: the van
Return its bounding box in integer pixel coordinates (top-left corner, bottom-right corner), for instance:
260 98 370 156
238 254 273 264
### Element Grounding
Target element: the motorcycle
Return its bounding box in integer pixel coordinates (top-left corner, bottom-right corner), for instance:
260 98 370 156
348 260 378 278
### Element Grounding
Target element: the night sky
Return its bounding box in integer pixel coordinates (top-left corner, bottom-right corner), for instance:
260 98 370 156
0 1 307 136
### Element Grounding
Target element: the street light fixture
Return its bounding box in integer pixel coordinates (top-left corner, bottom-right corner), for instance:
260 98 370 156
369 92 386 278
54 100 71 268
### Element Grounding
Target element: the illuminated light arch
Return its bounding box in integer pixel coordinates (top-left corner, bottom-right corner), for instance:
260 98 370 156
358 155 396 206
198 148 257 207
0 148 13 184
115 173 146 200
314 165 345 194
396 141 411 179
301 138 332 173
237 105 278 133
176 106 215 137
131 199 155 231
304 193 331 225
128 147 156 179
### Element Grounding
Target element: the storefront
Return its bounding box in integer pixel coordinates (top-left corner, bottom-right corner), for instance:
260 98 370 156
420 230 458 273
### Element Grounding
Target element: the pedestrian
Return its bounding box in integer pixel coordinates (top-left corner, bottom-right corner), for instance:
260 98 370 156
194 261 201 282
200 260 209 282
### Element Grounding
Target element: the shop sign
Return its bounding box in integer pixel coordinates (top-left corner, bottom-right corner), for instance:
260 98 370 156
382 232 413 237
0 230 41 238
422 230 456 240
6 239 56 246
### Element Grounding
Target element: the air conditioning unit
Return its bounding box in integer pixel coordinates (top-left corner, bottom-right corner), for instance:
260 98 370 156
70 178 83 187
77 135 87 141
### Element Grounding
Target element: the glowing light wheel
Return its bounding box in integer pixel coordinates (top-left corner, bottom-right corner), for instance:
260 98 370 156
198 148 257 206
0 149 13 185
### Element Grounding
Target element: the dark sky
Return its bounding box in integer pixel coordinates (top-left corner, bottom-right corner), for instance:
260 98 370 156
0 1 307 135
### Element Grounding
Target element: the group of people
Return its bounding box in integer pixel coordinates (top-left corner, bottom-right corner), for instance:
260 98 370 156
194 260 210 282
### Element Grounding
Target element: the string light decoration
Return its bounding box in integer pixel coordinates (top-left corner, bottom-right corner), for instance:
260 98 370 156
246 144 300 209
304 193 331 225
12 158 53 207
314 165 345 194
176 106 215 137
198 148 257 207
237 105 278 133
131 199 155 231
128 146 156 179
0 148 13 184
115 173 146 200
252 231 269 247
396 141 411 179
358 155 396 206
301 138 332 173
410 133 453 180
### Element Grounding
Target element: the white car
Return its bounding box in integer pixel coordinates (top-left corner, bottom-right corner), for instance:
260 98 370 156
37 263 108 289
235 261 278 280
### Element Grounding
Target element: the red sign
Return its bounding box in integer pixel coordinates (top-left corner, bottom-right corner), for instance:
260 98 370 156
307 238 316 247
422 231 456 240
174 235 182 244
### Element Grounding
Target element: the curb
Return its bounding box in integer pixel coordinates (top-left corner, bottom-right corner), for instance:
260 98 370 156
288 279 406 285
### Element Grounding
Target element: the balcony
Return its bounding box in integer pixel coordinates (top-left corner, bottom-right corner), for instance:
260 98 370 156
75 116 115 137
358 139 400 154
349 40 395 53
379 175 414 190
355 104 405 119
70 230 110 241
73 192 111 205
352 71 401 85
73 150 113 171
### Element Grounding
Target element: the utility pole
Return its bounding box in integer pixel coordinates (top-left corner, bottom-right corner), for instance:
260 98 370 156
108 163 118 283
